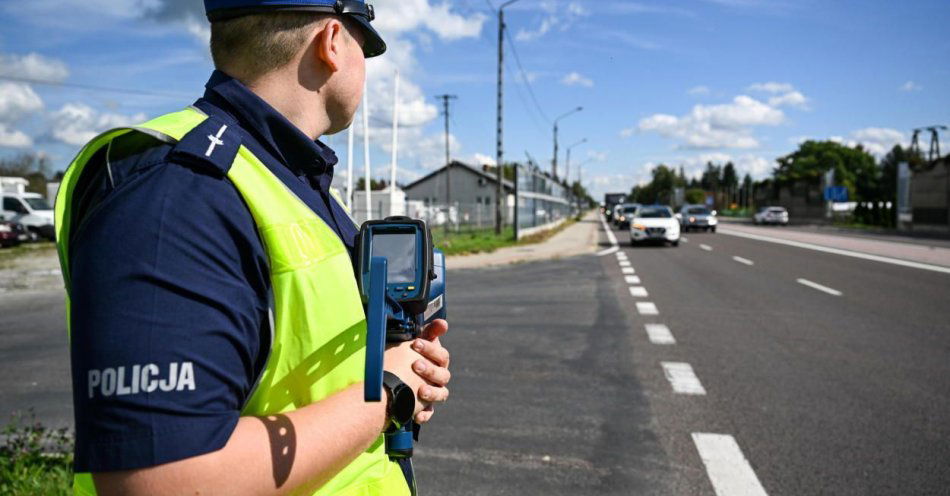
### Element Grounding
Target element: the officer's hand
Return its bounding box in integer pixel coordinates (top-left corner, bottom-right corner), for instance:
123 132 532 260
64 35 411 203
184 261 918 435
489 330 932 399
411 319 451 424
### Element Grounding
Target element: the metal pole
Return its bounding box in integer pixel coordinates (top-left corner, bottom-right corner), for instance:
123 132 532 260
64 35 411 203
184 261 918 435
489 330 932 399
496 0 524 236
495 7 505 235
346 122 354 211
390 70 400 194
363 81 371 221
552 121 558 180
435 94 457 235
552 107 583 181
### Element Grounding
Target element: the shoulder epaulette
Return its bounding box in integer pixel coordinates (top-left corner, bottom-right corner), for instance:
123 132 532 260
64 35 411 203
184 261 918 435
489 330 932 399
169 114 241 177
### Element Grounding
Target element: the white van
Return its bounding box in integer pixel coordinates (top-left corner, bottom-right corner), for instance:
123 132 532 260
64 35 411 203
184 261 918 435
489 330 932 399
2 192 55 241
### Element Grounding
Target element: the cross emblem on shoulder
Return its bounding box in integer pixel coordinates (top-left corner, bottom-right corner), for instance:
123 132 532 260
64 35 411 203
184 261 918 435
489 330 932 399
205 124 228 157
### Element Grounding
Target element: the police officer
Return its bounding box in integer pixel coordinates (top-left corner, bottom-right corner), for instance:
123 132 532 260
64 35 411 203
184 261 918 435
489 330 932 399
54 1 451 494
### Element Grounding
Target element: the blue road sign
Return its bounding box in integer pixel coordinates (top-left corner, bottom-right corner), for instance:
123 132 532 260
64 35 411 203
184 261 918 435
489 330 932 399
824 186 848 202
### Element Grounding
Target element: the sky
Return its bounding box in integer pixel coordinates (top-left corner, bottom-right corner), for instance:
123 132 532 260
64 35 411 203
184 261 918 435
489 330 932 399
0 0 948 200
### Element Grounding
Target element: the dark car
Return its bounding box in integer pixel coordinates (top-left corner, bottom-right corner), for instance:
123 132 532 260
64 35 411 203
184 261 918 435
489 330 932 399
616 203 641 229
0 217 27 248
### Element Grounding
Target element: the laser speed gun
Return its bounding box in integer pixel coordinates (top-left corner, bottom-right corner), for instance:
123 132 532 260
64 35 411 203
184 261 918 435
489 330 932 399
356 216 446 459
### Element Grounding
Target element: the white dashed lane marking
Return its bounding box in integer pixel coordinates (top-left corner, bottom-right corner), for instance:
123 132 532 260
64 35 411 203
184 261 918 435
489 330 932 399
661 362 706 395
624 275 641 284
796 278 842 296
616 252 628 260
621 267 635 274
636 302 659 315
629 286 649 297
619 260 631 267
644 324 676 345
732 256 754 266
720 227 950 275
700 244 713 251
692 433 769 496
596 214 619 256
681 236 689 243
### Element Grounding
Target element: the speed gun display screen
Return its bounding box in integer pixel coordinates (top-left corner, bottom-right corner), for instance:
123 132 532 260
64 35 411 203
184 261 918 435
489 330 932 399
372 233 417 283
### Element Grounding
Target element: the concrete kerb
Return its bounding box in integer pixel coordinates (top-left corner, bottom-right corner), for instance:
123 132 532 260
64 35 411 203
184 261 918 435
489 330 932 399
447 211 602 270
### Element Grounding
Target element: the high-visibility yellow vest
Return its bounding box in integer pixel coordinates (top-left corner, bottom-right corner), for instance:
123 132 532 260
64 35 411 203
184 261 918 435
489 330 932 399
55 107 410 496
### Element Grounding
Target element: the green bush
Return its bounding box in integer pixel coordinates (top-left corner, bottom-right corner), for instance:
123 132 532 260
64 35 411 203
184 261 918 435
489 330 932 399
1 410 73 495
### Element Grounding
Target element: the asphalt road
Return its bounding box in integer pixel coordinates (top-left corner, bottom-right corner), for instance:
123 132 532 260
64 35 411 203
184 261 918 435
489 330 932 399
0 290 71 430
417 219 950 495
3 216 949 495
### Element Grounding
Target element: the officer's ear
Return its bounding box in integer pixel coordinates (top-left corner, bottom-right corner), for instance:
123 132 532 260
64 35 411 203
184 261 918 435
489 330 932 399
314 18 346 73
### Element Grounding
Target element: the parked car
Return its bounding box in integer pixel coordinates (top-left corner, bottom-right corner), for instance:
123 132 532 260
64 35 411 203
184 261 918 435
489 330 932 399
629 205 680 247
616 203 641 229
677 204 718 232
754 206 789 225
1 193 55 241
0 217 28 248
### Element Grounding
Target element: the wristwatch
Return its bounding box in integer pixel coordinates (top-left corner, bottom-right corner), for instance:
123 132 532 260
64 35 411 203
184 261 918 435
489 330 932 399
383 371 415 430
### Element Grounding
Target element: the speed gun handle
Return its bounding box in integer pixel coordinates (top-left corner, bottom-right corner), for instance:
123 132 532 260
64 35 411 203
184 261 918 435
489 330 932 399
364 256 387 402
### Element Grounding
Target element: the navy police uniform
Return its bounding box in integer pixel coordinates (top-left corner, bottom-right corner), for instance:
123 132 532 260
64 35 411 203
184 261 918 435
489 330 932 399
69 0 386 472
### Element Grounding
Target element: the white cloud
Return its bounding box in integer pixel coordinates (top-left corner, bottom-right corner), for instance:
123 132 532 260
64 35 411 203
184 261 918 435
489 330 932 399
0 123 33 148
768 90 807 108
748 82 808 108
687 85 710 96
375 0 486 40
587 150 608 162
561 72 594 88
846 127 905 156
748 82 794 94
48 103 146 146
0 52 70 82
899 80 922 92
516 1 588 42
0 82 44 122
470 153 496 167
635 95 785 149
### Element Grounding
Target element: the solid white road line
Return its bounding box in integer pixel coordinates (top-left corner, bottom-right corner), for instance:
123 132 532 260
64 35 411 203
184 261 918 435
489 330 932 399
732 256 754 266
636 302 659 315
629 286 649 297
796 278 843 296
645 324 676 345
719 227 950 275
700 244 713 251
621 267 635 274
596 214 620 256
624 275 641 284
692 433 769 496
661 362 706 395
619 260 631 267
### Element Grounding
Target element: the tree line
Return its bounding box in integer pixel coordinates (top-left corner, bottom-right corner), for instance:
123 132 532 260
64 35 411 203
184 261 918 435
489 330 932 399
627 140 929 227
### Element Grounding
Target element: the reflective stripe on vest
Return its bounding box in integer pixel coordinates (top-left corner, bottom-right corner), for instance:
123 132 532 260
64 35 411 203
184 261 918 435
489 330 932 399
56 108 409 496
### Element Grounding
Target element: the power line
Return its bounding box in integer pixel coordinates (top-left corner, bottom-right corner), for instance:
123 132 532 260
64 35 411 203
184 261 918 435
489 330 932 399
503 27 550 123
503 57 549 138
0 74 191 99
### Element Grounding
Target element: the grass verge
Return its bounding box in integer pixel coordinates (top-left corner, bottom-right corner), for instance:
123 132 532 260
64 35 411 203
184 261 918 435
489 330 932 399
1 410 73 495
433 218 577 256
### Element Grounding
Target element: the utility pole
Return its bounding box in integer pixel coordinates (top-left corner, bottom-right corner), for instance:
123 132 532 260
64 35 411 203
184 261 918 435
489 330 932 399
552 106 583 180
565 138 587 187
496 0 523 235
435 94 457 234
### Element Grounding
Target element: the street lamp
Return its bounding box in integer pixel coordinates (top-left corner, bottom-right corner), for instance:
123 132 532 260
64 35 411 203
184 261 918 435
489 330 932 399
552 106 583 180
565 138 587 185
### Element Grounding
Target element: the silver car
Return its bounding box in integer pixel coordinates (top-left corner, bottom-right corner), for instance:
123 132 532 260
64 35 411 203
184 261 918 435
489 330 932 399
677 204 718 232
754 206 789 225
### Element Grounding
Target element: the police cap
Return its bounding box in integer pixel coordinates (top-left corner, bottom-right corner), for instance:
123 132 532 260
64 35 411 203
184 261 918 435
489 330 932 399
204 0 386 58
